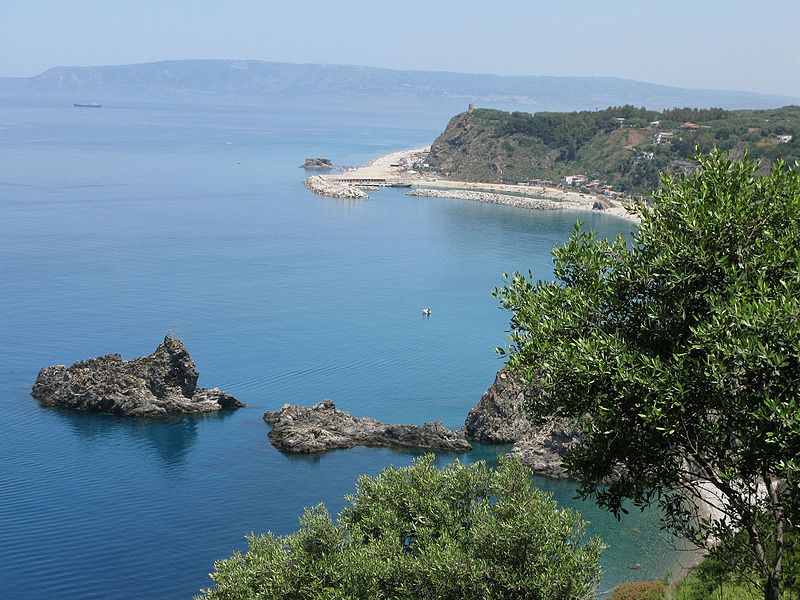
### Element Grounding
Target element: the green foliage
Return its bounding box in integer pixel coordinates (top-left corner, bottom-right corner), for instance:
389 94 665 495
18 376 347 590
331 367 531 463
610 580 667 600
672 573 763 600
197 455 606 600
430 105 800 194
676 529 800 599
494 151 800 599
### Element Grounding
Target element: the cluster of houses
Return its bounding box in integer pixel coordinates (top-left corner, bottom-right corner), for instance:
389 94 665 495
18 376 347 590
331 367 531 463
562 174 624 198
516 177 554 187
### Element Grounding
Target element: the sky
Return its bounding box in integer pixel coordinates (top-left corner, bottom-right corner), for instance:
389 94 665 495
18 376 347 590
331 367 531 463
1 0 799 97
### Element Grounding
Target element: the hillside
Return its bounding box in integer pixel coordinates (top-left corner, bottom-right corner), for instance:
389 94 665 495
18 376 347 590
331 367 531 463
425 105 800 195
1 60 798 114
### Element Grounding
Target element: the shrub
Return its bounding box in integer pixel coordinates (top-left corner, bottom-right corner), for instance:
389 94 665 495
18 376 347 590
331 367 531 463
609 580 666 600
198 455 606 600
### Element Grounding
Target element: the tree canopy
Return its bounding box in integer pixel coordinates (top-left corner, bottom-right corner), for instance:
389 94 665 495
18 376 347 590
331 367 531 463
197 455 605 600
495 151 800 599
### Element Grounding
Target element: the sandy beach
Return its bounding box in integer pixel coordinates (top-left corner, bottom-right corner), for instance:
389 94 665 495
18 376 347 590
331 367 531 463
317 147 641 224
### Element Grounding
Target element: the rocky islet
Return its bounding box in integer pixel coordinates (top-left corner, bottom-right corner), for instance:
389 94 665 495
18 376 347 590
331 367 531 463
33 336 574 475
263 399 471 453
31 336 245 417
300 157 334 169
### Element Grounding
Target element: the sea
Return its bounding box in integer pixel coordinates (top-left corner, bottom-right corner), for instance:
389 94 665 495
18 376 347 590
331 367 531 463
0 99 696 599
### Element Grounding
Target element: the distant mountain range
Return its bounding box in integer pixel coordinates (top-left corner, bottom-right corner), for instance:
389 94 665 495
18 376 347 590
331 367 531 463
0 59 797 114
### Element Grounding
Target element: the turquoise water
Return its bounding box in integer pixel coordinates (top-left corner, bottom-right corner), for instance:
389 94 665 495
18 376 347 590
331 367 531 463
0 100 695 598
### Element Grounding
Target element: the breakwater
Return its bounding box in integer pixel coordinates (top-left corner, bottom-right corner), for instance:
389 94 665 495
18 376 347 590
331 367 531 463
407 187 564 210
304 175 368 199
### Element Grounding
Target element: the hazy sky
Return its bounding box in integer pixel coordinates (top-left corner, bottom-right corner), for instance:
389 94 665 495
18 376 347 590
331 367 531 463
2 0 799 97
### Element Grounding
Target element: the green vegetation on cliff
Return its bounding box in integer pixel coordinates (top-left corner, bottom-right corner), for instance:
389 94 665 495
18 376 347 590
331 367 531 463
426 105 800 194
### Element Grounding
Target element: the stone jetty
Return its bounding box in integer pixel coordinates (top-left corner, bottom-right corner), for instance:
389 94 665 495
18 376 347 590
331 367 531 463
304 175 368 199
407 188 564 209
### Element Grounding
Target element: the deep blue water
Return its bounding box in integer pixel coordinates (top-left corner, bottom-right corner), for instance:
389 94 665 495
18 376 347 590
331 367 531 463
0 100 696 598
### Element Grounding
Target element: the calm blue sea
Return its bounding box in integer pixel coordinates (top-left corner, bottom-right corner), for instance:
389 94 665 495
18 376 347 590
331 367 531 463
0 99 695 598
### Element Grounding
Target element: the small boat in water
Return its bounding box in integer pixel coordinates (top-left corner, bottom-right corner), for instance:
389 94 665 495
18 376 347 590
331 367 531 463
73 102 102 108
389 182 412 188
422 306 432 317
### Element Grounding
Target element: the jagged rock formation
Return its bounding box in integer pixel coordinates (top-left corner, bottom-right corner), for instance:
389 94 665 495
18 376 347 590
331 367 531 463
304 175 368 199
464 369 534 443
264 399 471 453
31 336 244 417
509 419 579 479
300 157 334 169
465 369 578 479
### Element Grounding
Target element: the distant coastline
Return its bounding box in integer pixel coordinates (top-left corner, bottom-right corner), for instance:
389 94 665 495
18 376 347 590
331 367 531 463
311 147 641 224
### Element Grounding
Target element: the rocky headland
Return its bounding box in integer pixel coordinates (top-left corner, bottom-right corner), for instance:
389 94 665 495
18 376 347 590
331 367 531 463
465 369 578 479
31 336 245 417
264 399 471 453
304 175 368 199
300 157 334 169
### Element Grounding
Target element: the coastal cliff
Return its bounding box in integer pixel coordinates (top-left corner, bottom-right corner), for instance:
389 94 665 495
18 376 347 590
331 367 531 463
264 400 471 453
465 369 578 479
31 336 244 417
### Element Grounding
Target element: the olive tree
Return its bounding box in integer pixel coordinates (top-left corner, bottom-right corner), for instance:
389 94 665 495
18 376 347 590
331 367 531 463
198 455 605 600
495 151 800 599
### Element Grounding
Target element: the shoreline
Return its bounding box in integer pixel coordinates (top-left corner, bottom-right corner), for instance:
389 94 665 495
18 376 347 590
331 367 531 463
313 146 641 224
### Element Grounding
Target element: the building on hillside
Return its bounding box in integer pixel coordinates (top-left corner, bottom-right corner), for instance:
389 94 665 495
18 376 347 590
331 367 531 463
682 121 702 130
564 175 588 186
654 131 674 145
775 134 793 143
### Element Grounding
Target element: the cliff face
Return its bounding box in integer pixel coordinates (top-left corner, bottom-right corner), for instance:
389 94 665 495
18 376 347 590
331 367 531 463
426 110 559 183
465 369 578 479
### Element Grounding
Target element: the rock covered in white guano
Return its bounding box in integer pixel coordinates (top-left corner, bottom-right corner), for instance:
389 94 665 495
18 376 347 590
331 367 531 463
304 176 368 199
264 399 471 453
31 336 245 417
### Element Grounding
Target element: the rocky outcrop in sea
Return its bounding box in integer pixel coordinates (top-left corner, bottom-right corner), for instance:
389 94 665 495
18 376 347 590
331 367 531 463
31 336 245 417
465 369 578 479
304 175 368 199
300 157 334 169
264 399 471 453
